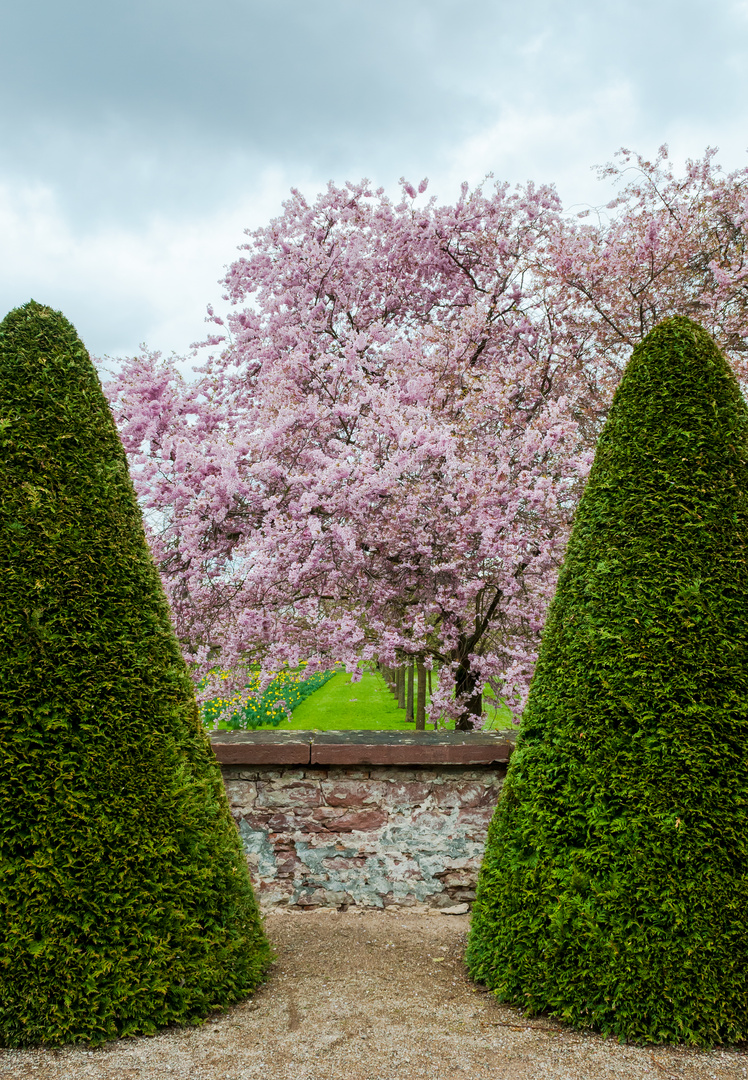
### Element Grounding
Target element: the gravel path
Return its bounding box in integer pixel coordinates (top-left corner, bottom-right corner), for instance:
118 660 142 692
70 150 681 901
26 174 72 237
1 908 747 1080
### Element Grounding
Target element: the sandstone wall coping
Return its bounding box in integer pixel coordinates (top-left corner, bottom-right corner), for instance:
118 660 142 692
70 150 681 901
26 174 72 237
210 728 518 767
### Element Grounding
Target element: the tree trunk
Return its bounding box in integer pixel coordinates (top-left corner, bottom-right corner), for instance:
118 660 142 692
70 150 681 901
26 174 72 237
455 659 482 731
385 666 396 695
406 662 414 722
416 659 426 730
397 665 406 709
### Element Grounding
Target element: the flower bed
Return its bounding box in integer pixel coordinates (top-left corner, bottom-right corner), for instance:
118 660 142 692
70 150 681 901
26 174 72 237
202 668 336 730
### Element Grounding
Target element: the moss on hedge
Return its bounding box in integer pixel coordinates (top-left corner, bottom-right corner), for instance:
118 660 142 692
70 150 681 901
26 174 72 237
467 316 748 1045
0 301 270 1047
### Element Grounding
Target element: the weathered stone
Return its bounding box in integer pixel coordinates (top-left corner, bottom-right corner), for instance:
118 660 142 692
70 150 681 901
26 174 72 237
325 768 371 781
258 882 294 905
321 855 367 870
211 732 312 766
323 809 388 833
431 891 462 909
310 806 341 820
223 780 258 812
378 769 432 783
297 819 331 834
380 781 432 807
449 887 477 902
320 779 385 806
309 730 514 766
256 779 323 808
221 759 507 910
262 810 306 832
439 870 475 887
322 890 349 907
430 781 496 809
409 809 454 833
453 807 496 834
295 887 329 907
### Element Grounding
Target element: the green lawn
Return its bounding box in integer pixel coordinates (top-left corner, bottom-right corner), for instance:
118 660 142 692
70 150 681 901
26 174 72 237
277 669 417 730
272 667 515 731
483 684 515 730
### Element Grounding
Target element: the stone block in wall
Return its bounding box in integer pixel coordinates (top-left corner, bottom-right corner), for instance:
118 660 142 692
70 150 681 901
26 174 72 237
313 807 389 832
430 780 499 809
224 780 258 813
319 779 386 806
255 779 323 808
380 780 433 807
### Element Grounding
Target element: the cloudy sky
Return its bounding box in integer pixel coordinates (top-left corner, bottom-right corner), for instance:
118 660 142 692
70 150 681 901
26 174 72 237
2 0 747 361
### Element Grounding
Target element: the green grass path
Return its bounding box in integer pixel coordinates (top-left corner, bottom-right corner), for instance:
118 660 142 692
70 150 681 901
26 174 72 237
277 669 418 730
274 667 514 731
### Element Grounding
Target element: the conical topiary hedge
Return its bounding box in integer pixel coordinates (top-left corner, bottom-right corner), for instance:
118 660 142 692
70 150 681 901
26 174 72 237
467 316 748 1045
0 301 270 1046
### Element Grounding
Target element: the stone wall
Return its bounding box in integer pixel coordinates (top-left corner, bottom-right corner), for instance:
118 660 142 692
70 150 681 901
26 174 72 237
220 760 508 910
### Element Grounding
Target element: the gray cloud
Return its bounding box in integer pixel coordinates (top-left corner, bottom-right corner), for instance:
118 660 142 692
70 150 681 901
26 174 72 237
4 0 745 207
1 0 746 355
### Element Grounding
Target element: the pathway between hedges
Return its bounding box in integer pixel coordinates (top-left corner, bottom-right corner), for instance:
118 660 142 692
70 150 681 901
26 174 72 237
1 909 746 1080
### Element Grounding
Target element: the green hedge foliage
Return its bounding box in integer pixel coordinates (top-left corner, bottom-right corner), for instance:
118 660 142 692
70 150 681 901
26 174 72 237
0 302 270 1047
467 317 748 1045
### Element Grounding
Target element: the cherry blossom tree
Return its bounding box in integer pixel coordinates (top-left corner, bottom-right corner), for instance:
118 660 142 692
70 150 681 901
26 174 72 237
546 145 748 427
106 148 748 728
108 177 586 728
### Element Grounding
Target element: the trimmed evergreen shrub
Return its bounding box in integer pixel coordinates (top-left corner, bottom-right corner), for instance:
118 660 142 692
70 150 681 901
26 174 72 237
467 316 748 1045
0 302 270 1047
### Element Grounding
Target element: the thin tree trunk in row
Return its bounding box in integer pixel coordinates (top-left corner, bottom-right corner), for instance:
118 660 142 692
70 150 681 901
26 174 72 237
416 659 426 730
397 665 406 709
406 662 414 722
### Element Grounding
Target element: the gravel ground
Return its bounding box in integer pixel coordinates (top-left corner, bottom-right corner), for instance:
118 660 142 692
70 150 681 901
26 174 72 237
1 908 747 1080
